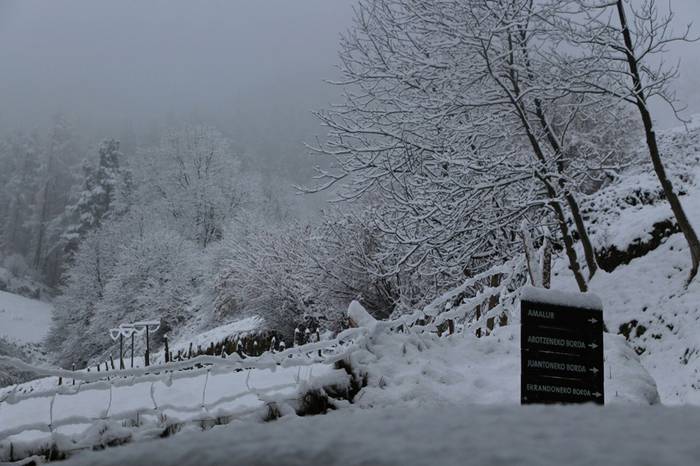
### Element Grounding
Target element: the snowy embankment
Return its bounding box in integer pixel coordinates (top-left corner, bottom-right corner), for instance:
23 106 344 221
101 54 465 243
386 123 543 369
61 404 700 466
554 234 700 405
168 315 264 357
0 290 53 345
549 116 700 404
348 326 656 407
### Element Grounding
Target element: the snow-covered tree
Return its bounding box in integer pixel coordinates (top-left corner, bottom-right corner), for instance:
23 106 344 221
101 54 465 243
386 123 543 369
0 131 42 259
214 216 321 339
550 0 700 282
135 126 248 248
48 224 124 366
91 226 203 352
63 139 125 254
311 0 650 292
49 212 205 366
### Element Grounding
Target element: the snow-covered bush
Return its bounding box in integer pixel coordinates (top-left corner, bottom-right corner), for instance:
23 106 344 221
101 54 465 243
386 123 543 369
2 253 29 279
95 227 203 337
134 126 249 248
214 209 410 340
49 213 205 366
48 226 123 367
214 217 323 340
0 337 34 387
312 210 401 319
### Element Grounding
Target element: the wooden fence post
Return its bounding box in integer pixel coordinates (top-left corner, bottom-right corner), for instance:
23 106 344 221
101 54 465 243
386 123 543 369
145 325 150 367
119 334 125 370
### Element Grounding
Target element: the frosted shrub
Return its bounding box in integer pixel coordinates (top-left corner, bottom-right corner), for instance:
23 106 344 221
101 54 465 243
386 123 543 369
3 253 29 278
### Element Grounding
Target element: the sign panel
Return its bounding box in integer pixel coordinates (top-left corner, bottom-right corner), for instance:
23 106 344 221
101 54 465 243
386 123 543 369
521 288 604 405
521 375 604 404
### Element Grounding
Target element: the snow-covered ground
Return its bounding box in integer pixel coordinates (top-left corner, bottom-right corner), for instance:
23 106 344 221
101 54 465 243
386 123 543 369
60 404 700 466
553 233 700 405
0 290 53 345
0 310 657 462
543 118 700 405
346 325 657 407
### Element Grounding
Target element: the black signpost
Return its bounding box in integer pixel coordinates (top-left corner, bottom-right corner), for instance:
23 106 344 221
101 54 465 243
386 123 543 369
521 287 604 405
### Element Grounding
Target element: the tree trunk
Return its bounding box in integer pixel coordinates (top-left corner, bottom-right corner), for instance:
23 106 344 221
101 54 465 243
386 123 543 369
534 101 598 280
32 182 50 271
517 25 599 280
500 31 589 291
541 236 552 289
552 197 588 292
520 222 541 287
616 0 700 283
564 192 598 280
538 174 588 292
488 274 502 310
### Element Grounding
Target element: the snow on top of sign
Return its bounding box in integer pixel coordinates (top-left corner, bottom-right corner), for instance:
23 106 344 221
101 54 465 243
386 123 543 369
520 286 603 310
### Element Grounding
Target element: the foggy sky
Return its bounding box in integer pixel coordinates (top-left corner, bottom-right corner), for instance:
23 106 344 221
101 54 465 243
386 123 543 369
0 0 699 172
0 0 354 179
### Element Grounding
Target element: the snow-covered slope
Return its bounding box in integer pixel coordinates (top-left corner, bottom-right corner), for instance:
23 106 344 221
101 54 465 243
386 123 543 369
582 115 700 269
169 316 264 356
0 290 53 345
551 116 700 404
553 233 700 405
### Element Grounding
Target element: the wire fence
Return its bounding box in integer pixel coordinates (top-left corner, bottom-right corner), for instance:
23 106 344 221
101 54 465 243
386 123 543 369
0 257 523 462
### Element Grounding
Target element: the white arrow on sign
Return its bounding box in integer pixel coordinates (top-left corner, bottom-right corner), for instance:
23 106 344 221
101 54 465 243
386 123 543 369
588 318 598 324
588 343 598 349
593 392 602 398
589 367 600 374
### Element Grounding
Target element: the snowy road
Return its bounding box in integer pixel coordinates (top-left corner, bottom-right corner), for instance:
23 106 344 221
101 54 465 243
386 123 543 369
63 404 700 466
